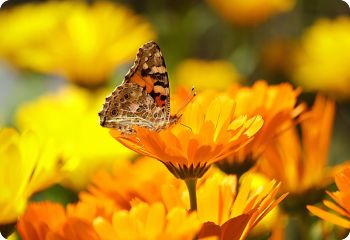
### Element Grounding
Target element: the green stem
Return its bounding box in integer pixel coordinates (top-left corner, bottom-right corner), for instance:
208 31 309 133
185 178 198 211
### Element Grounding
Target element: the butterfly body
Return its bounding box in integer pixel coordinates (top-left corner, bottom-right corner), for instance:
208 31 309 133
99 41 175 134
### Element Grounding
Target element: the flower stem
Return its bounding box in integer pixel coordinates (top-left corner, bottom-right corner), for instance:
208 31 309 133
185 178 198 212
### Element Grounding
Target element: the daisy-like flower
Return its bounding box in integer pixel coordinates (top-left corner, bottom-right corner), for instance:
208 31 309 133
0 128 69 236
258 95 341 211
206 0 295 26
193 172 287 239
84 157 179 211
111 91 263 210
0 1 155 87
293 17 350 99
15 86 135 190
173 59 242 91
93 202 201 240
17 202 100 240
308 167 350 229
217 81 303 176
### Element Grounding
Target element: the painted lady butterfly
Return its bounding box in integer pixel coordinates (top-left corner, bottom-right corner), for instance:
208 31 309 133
99 41 177 134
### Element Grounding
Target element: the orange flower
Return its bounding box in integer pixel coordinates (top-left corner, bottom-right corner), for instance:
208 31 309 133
195 173 287 240
308 167 350 229
17 202 100 240
111 92 263 180
83 157 179 211
217 81 303 175
93 202 201 240
258 95 343 211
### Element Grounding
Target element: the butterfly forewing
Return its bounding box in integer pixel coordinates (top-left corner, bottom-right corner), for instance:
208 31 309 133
99 41 173 134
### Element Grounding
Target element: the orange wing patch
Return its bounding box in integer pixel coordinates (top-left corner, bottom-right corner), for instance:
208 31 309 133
130 73 157 94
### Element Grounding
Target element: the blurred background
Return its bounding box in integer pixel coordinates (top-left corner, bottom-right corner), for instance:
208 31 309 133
1 0 349 167
0 0 350 239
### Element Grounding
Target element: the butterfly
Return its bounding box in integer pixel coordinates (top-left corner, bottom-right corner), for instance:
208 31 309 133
99 41 178 134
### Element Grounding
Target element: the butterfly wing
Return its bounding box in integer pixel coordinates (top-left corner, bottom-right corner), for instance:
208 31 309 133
99 41 171 134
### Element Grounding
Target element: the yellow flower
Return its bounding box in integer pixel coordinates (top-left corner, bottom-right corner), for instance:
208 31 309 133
93 202 201 240
241 173 281 237
217 81 303 176
0 128 68 225
15 86 135 190
112 91 263 180
308 167 350 229
207 0 295 26
258 95 343 211
293 17 350 99
195 172 287 239
0 1 155 87
173 59 242 91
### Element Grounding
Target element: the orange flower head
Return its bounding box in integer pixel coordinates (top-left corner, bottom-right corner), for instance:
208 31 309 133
111 91 263 179
17 202 100 240
258 95 342 212
216 81 303 176
82 157 179 211
308 167 350 229
194 172 287 240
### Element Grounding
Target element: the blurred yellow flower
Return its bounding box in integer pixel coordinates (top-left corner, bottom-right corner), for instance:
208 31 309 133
293 17 350 99
207 0 295 26
112 91 263 180
217 81 303 176
258 95 344 211
308 167 350 229
173 59 242 91
0 128 69 225
15 86 135 190
94 202 201 240
0 1 156 87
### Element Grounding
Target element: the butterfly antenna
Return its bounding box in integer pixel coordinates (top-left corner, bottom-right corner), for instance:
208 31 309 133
180 123 193 132
175 86 197 116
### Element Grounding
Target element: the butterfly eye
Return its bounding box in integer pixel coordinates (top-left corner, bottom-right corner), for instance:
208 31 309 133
160 95 167 101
